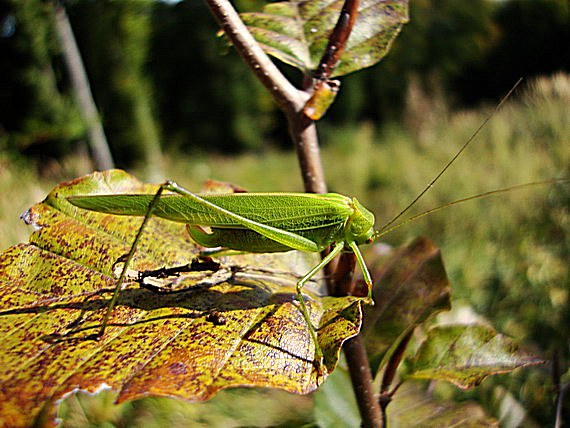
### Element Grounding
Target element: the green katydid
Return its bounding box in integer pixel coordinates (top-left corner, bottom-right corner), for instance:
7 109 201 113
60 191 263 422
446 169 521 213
69 186 376 369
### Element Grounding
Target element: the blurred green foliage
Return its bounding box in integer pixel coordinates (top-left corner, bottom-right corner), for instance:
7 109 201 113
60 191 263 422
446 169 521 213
0 0 568 164
56 388 312 427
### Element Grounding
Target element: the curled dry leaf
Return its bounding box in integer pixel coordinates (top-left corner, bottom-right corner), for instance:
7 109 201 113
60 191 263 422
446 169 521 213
362 237 452 373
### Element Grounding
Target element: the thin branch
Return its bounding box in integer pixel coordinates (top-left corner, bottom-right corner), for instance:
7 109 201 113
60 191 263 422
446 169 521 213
334 252 382 427
204 0 305 115
553 349 569 428
288 115 328 193
313 0 360 82
204 0 326 193
555 382 569 428
345 335 383 427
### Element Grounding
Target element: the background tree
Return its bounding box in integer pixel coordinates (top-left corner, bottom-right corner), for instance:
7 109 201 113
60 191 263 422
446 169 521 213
54 1 114 170
0 0 83 164
67 0 163 177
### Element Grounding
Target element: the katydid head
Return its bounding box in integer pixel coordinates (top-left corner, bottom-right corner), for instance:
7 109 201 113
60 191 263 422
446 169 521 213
347 197 375 245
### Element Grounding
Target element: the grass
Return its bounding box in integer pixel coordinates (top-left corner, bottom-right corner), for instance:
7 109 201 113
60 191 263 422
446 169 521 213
1 73 568 425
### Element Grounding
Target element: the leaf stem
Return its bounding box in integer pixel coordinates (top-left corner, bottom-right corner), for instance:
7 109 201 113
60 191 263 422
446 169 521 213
313 0 360 82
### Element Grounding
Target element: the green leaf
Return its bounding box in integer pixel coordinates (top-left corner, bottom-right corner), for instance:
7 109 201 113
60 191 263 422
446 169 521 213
362 237 452 374
313 358 361 427
0 170 363 427
387 382 499 427
405 324 545 389
241 0 409 77
314 366 499 427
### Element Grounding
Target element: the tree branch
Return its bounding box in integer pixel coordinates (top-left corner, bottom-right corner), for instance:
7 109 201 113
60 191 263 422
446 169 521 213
334 252 383 427
204 0 305 114
345 335 383 427
206 5 381 426
288 115 327 193
205 0 327 193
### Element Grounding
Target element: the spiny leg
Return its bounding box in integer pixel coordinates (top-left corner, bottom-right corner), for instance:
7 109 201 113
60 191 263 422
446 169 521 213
295 241 345 375
164 181 320 253
93 183 169 339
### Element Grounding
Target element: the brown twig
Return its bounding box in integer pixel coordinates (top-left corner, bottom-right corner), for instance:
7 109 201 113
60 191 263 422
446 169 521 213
204 0 326 193
334 252 382 427
288 113 328 193
378 329 414 425
313 0 360 82
345 335 383 427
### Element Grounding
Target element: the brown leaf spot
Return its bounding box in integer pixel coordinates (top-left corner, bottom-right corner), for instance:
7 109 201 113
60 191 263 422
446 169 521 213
168 362 188 375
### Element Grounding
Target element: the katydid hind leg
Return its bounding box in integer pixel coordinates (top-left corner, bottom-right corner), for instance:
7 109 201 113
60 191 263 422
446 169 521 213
94 183 168 338
164 181 321 252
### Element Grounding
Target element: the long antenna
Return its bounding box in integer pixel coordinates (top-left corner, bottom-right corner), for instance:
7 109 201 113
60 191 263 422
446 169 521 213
375 78 524 238
374 178 568 239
